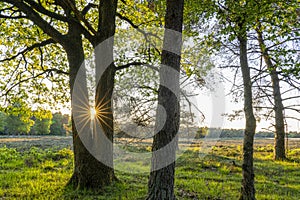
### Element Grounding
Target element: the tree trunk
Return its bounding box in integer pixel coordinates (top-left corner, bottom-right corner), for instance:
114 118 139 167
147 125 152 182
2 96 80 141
271 69 286 160
66 0 118 187
66 39 115 189
238 34 256 200
147 0 184 199
256 29 286 160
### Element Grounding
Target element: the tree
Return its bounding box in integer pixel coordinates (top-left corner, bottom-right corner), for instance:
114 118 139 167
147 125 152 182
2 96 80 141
147 0 184 199
50 112 69 135
5 114 33 135
194 0 299 197
253 1 299 160
205 0 258 198
0 0 119 189
30 112 52 135
1 0 169 189
50 112 66 135
0 112 6 134
4 101 34 135
256 28 285 160
238 24 256 200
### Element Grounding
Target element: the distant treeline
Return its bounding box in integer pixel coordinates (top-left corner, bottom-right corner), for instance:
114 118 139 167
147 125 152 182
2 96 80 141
0 112 70 136
194 127 300 138
1 112 300 139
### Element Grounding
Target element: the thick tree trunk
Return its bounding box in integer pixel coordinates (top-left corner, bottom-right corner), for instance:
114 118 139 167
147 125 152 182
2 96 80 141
66 0 118 188
238 35 256 200
66 39 115 189
147 0 184 199
256 29 286 160
92 0 118 185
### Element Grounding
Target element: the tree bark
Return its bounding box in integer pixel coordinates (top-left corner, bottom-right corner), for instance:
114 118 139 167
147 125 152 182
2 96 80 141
271 69 286 160
256 29 286 160
238 33 256 200
66 0 118 189
147 0 184 199
66 32 115 189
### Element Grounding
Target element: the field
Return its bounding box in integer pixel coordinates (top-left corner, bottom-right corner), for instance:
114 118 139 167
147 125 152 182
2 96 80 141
0 136 299 199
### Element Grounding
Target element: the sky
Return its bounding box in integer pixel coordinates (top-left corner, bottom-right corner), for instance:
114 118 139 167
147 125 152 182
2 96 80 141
193 68 300 132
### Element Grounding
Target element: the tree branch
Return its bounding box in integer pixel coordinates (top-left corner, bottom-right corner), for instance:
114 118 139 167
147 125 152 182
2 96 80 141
23 0 69 22
116 62 159 71
64 0 97 35
116 12 162 40
0 38 56 62
82 3 98 16
282 96 300 102
2 68 68 97
3 0 65 44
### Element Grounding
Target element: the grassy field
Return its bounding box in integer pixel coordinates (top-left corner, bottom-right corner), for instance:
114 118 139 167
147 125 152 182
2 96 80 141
0 136 299 199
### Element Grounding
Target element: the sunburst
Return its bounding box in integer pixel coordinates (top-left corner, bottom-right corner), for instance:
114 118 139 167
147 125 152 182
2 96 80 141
94 96 113 131
72 84 114 140
90 106 97 120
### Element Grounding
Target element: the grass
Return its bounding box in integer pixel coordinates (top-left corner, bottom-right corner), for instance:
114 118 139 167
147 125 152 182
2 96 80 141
0 136 299 199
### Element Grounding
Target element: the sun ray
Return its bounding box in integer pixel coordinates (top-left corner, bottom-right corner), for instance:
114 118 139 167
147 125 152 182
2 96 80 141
74 112 90 119
96 111 112 114
77 116 92 136
76 83 90 103
75 116 90 128
97 115 113 130
96 106 111 112
95 89 111 109
97 113 112 120
96 110 113 123
95 98 111 111
73 96 90 109
72 104 90 112
74 112 90 122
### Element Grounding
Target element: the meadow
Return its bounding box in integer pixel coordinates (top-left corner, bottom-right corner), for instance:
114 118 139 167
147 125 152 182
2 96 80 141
0 136 299 199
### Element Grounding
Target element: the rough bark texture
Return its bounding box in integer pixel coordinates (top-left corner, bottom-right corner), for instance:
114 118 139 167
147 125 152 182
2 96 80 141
238 34 256 200
93 0 118 185
271 69 286 160
147 0 184 199
66 23 114 189
67 0 118 189
256 29 286 160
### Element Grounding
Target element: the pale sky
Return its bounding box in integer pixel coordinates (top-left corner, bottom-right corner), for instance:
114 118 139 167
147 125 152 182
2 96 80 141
193 68 300 132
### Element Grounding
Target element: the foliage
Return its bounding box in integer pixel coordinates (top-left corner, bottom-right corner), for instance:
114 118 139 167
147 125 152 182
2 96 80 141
0 106 68 135
0 17 69 111
5 114 33 135
50 112 69 135
0 112 6 133
30 118 52 135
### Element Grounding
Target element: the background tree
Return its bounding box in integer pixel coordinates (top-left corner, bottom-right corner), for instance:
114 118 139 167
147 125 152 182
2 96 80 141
50 112 67 135
223 0 299 160
199 0 258 198
0 112 6 134
253 1 299 160
147 0 184 199
30 111 52 135
5 114 33 135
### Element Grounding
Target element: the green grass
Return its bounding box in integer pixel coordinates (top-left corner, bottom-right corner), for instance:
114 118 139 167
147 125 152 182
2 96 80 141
0 138 299 199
